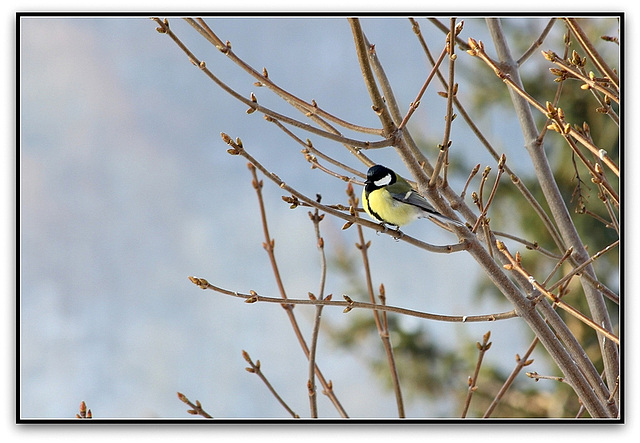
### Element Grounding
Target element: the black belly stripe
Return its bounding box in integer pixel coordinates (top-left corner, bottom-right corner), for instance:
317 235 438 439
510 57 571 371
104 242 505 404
364 191 385 223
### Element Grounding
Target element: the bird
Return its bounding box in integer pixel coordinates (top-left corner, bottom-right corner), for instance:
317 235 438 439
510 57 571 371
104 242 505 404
361 164 464 229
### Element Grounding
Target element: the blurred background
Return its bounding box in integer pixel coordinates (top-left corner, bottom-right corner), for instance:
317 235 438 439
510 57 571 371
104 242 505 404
18 15 619 419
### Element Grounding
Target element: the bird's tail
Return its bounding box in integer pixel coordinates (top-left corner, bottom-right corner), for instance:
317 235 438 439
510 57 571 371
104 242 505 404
427 212 465 228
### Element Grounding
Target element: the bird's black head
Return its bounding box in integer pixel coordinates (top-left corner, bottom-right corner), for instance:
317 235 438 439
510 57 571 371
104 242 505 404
365 165 396 191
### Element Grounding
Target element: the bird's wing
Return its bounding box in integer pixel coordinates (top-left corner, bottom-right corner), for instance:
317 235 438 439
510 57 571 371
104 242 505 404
389 189 463 225
389 189 439 214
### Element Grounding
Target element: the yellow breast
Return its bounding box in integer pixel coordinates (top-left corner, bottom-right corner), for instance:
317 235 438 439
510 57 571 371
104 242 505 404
362 187 421 227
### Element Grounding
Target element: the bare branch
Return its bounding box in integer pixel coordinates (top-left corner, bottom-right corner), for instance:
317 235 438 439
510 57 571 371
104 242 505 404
307 201 328 418
517 18 557 66
348 185 404 418
189 276 519 324
497 240 619 345
461 331 492 418
242 351 300 418
247 163 348 418
223 134 469 253
177 392 213 418
483 338 538 418
564 18 619 89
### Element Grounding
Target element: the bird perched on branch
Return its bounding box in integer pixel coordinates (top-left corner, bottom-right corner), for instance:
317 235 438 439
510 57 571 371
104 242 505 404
362 164 463 229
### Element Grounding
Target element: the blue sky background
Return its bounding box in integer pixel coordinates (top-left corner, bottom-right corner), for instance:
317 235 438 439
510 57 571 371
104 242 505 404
17 14 621 422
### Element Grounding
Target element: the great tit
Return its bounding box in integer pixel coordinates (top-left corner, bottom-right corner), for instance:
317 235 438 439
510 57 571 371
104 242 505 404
362 164 463 228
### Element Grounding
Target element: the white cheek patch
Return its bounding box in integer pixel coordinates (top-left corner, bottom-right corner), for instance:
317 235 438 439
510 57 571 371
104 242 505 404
374 174 392 187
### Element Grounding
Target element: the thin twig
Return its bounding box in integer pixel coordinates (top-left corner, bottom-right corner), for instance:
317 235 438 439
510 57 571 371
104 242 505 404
187 17 384 136
242 351 300 418
508 174 567 253
484 19 619 404
466 36 619 178
497 240 619 345
416 23 567 251
460 164 480 200
407 17 452 172
547 240 620 295
536 31 570 146
348 184 405 418
542 247 575 286
266 116 369 179
477 166 490 212
492 231 563 260
472 155 505 233
397 45 448 131
223 134 469 254
483 338 538 418
586 86 619 126
177 392 213 418
564 18 619 90
427 17 470 51
599 186 620 236
429 18 459 188
526 371 568 384
552 130 619 204
282 195 354 212
544 50 619 103
188 277 520 324
577 271 620 307
461 331 492 418
516 18 557 66
247 163 349 418
307 201 327 418
152 18 391 151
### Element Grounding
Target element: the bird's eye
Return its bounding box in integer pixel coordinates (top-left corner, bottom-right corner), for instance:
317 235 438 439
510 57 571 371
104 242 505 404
374 174 392 187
